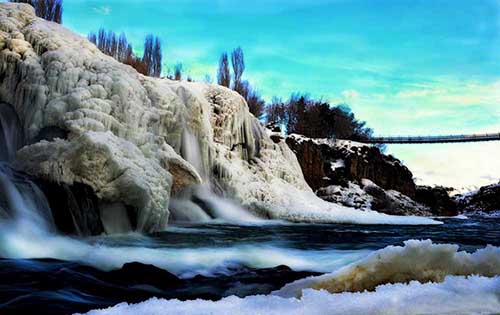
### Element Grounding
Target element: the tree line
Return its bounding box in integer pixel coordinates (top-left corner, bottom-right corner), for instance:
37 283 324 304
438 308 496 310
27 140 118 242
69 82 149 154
217 47 265 120
266 94 373 140
9 0 63 23
215 48 373 141
87 29 162 77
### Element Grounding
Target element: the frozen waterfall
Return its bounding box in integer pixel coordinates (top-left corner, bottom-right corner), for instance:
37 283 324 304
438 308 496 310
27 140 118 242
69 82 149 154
170 127 261 223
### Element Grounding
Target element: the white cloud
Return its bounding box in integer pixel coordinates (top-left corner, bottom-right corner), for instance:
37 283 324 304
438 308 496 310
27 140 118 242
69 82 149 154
93 6 112 16
393 79 500 107
388 142 500 191
341 89 360 100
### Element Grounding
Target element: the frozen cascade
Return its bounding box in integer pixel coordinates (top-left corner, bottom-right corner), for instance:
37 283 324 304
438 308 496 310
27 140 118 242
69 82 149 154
0 103 22 162
171 127 261 223
181 127 206 180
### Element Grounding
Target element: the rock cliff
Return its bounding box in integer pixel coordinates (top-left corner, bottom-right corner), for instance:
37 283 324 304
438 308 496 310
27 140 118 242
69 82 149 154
285 134 416 197
285 134 458 216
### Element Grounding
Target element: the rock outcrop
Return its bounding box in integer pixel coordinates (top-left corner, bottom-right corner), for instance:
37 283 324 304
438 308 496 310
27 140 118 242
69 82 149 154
415 186 458 216
286 134 441 216
455 183 500 215
316 179 432 216
286 134 416 198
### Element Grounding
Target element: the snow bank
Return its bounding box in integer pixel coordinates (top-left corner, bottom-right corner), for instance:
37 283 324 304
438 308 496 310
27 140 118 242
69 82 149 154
251 180 440 225
276 239 500 297
80 275 500 315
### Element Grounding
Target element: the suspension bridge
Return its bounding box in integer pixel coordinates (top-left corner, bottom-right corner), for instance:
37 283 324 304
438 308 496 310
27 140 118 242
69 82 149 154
358 132 500 144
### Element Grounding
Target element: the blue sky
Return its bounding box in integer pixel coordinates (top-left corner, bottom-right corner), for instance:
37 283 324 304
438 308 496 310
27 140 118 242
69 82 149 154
50 1 500 187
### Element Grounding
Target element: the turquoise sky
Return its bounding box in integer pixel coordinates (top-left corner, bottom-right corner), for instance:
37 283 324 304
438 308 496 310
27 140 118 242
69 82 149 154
61 0 500 136
35 1 500 187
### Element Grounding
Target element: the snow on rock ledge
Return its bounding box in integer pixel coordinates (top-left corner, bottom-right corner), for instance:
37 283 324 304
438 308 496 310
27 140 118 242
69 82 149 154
0 3 440 232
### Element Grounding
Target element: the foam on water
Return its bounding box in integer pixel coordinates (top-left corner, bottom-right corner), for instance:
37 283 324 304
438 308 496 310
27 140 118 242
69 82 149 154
80 275 500 315
0 229 370 277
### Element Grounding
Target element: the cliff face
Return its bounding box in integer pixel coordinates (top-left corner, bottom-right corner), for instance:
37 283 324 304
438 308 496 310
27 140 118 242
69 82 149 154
285 134 463 216
286 134 416 198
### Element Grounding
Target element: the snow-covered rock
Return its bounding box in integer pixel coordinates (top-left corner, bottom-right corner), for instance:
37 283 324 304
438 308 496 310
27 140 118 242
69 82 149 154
455 182 500 214
0 3 440 233
286 134 417 197
285 134 439 216
317 179 432 216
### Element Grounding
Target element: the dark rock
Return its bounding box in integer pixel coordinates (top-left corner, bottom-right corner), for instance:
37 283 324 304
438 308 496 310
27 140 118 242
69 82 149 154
415 186 458 216
34 179 105 236
455 183 500 214
0 258 320 315
33 126 69 143
106 262 182 290
285 134 416 198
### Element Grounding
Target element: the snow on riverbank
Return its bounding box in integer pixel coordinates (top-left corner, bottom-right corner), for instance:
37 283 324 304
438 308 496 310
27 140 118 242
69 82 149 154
78 240 500 315
82 276 500 315
276 239 500 297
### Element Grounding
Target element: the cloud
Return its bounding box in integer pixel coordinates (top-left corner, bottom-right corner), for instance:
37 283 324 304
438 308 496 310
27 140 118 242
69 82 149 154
93 6 111 16
387 142 500 190
341 89 360 100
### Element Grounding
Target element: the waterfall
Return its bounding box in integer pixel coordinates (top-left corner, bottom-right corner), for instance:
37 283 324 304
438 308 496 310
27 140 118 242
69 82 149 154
0 104 55 234
0 163 55 233
171 127 261 223
181 127 206 180
0 104 22 162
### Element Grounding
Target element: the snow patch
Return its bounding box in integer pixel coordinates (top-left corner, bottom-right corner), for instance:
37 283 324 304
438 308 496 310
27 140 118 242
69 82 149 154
80 275 500 315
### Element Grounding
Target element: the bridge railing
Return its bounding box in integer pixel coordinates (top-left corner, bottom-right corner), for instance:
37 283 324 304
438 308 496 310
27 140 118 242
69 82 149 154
364 132 500 144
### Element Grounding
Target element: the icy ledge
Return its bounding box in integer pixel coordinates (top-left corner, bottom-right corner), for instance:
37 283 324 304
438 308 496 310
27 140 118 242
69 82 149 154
276 239 500 297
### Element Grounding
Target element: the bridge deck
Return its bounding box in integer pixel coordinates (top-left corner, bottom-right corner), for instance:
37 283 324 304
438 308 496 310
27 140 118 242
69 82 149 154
360 132 500 144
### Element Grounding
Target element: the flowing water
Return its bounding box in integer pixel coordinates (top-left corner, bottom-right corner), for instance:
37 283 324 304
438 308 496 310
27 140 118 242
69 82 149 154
0 107 499 315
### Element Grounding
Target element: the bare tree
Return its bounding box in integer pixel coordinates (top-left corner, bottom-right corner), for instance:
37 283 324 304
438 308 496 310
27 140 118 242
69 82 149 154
117 32 128 61
231 47 245 92
97 28 106 51
10 0 63 23
246 88 265 119
152 37 162 77
217 52 230 87
266 97 286 124
87 32 97 45
174 63 183 81
142 34 154 76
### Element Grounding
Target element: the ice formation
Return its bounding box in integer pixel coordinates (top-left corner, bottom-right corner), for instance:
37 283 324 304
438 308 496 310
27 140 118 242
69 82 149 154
276 239 500 297
0 3 440 231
